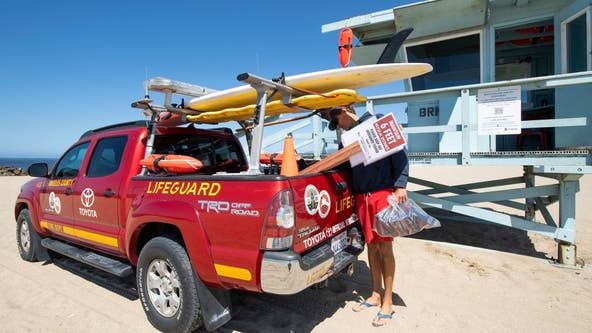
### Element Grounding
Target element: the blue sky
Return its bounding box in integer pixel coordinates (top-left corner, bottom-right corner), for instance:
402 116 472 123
1 0 414 157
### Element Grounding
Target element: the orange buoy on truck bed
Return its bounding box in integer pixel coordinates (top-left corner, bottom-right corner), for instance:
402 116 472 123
338 27 353 67
140 154 203 174
259 153 284 165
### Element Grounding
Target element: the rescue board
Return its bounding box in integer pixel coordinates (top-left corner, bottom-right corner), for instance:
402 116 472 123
140 154 203 174
187 63 432 112
186 89 365 123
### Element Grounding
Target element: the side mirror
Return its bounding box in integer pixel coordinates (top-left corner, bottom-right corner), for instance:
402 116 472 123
28 163 49 177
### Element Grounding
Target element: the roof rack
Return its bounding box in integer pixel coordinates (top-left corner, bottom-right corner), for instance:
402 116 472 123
131 77 219 125
80 120 149 139
145 77 217 98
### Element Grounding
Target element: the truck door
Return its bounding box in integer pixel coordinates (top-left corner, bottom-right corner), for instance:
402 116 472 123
70 135 128 254
39 142 90 242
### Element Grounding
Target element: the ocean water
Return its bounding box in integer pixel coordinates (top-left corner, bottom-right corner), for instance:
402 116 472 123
0 157 58 170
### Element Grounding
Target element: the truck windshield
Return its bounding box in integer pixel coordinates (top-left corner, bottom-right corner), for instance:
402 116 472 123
153 134 247 174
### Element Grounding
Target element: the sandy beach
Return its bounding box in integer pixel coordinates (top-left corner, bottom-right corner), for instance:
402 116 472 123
1 166 591 333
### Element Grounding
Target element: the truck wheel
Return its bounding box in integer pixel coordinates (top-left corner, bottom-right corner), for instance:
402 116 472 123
137 235 202 333
16 209 42 262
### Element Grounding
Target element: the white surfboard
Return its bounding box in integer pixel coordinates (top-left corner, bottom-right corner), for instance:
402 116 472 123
187 63 432 112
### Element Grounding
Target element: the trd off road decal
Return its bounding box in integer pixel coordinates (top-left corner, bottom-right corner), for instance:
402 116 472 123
196 200 259 217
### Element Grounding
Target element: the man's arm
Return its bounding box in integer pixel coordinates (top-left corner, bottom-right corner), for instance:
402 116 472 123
391 148 409 203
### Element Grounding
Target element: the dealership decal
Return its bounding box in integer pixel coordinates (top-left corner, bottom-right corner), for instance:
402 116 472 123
297 225 320 239
302 221 347 249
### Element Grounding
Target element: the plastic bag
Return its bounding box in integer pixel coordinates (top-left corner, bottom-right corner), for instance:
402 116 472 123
373 195 441 237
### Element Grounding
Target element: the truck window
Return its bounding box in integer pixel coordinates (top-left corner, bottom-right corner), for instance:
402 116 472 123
53 142 90 178
87 136 128 177
153 134 247 173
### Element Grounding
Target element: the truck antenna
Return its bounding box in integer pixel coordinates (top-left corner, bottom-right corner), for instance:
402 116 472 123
144 66 150 99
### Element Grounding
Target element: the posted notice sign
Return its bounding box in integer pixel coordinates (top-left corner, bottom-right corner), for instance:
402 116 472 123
341 113 407 167
477 85 521 135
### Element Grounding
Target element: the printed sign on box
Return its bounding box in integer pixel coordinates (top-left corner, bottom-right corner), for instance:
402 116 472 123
341 113 407 167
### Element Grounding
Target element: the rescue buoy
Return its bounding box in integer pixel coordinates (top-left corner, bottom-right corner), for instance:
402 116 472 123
338 27 353 68
516 25 553 35
140 154 203 174
260 153 304 165
158 112 186 127
510 35 553 46
260 153 284 165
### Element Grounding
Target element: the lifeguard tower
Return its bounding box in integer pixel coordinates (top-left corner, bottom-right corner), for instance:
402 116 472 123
316 0 592 265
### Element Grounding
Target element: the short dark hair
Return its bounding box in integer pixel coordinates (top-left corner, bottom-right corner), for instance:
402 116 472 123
325 105 356 130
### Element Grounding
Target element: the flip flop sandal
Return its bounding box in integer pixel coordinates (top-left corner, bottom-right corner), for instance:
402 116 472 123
352 300 378 312
372 311 394 327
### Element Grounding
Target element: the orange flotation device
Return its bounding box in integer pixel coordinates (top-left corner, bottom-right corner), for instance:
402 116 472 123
338 27 353 67
140 154 203 174
158 112 186 127
260 153 305 165
259 153 284 165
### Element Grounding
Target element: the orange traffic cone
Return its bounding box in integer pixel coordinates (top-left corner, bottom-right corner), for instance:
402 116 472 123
280 135 298 177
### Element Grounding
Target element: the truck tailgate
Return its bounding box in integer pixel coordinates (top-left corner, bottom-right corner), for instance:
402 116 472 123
289 170 356 254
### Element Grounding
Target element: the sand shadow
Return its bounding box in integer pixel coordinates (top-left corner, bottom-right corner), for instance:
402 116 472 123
47 251 138 300
46 251 390 333
205 259 406 333
409 208 551 259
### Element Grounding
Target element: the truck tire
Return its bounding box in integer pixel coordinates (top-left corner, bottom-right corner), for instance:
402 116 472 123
137 235 202 333
16 209 42 262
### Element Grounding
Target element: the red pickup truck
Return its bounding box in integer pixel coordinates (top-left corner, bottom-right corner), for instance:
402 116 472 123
15 120 362 332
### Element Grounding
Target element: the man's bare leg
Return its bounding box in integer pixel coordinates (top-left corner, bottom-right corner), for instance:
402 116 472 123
353 242 382 311
373 241 395 326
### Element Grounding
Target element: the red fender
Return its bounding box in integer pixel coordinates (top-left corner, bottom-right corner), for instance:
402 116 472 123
126 200 221 286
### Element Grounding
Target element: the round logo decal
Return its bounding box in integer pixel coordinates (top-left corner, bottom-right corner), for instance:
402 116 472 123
318 190 331 219
48 191 61 214
81 188 95 208
304 185 319 215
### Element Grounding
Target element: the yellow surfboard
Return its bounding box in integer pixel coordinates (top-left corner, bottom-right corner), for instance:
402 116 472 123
186 89 366 123
187 63 432 112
